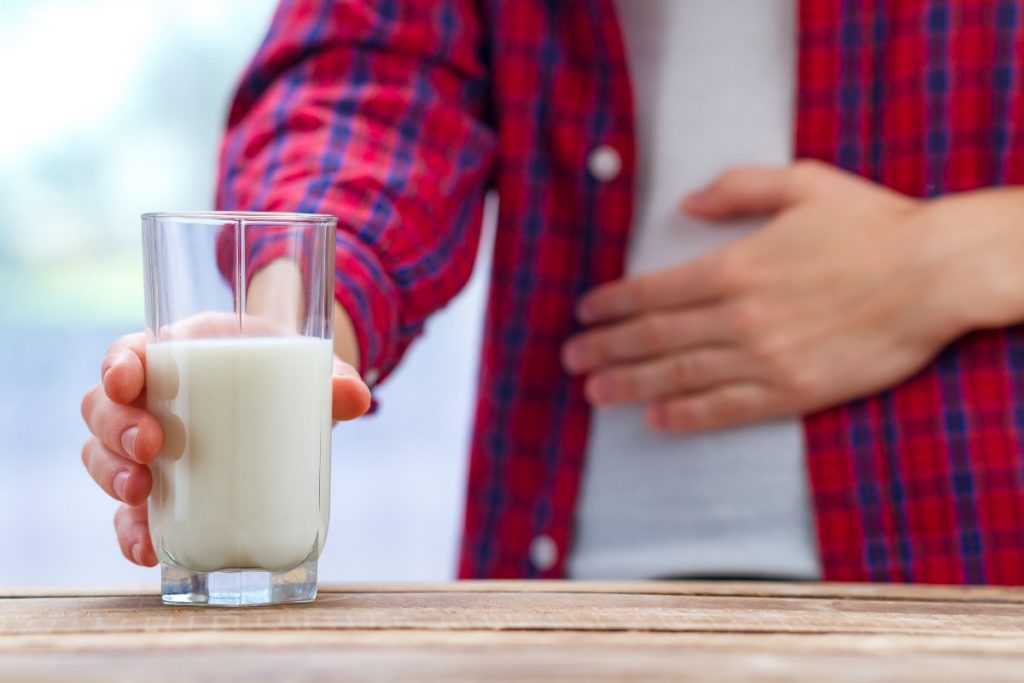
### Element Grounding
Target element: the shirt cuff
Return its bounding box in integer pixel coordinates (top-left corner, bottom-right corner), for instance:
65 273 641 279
331 230 401 386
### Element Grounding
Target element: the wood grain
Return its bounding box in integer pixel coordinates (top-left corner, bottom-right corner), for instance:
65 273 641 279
4 581 1024 682
6 591 1024 638
7 645 1024 683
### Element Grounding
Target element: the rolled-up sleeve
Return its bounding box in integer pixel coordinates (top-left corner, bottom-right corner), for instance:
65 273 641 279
216 0 496 383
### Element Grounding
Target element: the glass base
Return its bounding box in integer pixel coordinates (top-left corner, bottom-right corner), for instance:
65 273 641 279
160 550 318 607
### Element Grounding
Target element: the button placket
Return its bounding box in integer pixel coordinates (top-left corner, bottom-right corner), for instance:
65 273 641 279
529 534 559 572
587 145 622 181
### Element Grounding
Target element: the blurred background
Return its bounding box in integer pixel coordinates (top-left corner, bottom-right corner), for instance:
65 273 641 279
0 0 487 585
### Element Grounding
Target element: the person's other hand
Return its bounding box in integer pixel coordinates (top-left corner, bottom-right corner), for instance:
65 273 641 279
80 315 370 567
562 160 968 433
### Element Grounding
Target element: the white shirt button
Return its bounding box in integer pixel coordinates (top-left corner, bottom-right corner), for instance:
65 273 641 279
363 368 380 386
529 534 558 572
587 144 622 181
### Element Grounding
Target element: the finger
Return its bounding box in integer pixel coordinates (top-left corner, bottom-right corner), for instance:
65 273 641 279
101 333 147 405
647 382 776 433
332 356 372 422
81 437 153 506
114 504 158 567
81 385 164 464
683 165 800 220
577 253 729 324
564 308 732 374
584 348 752 406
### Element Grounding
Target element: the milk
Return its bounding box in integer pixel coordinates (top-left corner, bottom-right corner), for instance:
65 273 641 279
146 337 332 572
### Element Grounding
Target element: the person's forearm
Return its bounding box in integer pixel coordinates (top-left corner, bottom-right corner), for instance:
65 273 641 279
915 188 1024 339
247 258 362 371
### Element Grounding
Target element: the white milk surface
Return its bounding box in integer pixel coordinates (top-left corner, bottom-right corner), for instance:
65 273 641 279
146 337 333 572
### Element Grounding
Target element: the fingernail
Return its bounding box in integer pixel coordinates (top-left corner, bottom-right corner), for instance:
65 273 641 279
121 426 139 459
576 301 595 323
684 191 711 211
647 406 669 431
563 345 586 371
113 471 130 500
131 543 142 564
586 376 611 404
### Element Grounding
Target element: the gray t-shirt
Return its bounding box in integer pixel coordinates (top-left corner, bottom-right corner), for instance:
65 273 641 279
569 0 820 580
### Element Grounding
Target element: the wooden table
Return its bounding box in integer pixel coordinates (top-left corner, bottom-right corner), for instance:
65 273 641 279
4 581 1024 682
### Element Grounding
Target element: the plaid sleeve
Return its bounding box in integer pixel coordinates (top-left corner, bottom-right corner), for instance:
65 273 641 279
215 0 496 383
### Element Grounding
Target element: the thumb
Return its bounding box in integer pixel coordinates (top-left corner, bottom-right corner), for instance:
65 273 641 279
683 165 801 221
332 356 372 422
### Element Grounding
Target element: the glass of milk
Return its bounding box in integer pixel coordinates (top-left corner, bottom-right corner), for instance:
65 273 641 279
141 211 335 606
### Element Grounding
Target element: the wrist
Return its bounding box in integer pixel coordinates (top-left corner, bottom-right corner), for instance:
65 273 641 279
914 189 1024 336
246 260 363 373
247 258 303 331
333 302 361 370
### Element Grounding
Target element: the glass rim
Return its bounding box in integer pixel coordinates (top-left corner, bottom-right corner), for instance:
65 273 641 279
141 211 336 224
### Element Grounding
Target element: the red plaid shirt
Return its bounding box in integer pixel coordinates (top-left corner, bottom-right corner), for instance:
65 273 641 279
217 0 1024 583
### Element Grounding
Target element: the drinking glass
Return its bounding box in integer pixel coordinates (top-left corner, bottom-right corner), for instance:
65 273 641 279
141 211 335 606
